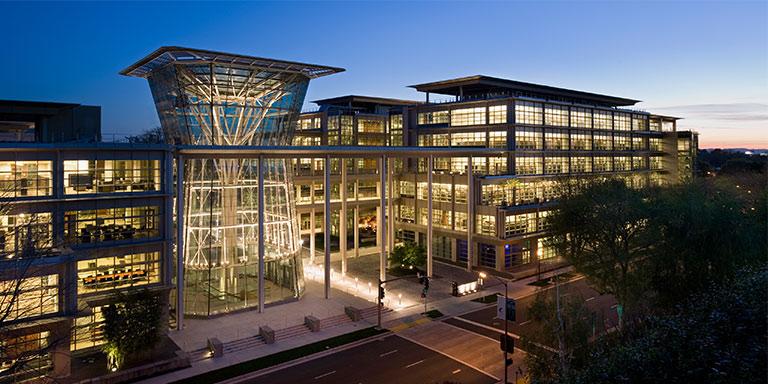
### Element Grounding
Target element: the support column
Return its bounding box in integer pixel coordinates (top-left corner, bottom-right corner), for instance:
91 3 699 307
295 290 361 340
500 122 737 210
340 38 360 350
379 156 387 282
340 158 348 275
175 154 185 330
387 157 395 254
310 208 316 263
466 156 474 272
427 155 434 277
354 206 360 258
258 156 265 313
324 156 331 299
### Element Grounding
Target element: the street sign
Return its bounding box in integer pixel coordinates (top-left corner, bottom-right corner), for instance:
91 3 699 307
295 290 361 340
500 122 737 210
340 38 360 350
496 296 516 321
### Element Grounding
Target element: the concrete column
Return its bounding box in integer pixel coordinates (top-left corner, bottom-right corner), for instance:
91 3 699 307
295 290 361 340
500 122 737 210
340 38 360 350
354 205 360 258
467 156 474 272
324 156 331 299
427 155 434 277
175 154 185 330
310 208 316 263
379 156 387 282
258 156 265 313
387 157 395 253
340 158 347 275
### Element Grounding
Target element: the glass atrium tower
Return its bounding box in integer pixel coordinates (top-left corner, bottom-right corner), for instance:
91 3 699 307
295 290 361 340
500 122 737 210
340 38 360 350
122 47 343 316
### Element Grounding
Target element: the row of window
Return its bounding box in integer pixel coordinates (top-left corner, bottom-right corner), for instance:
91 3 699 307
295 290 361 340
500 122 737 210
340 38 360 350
418 105 508 127
515 129 662 151
418 131 507 148
515 155 661 175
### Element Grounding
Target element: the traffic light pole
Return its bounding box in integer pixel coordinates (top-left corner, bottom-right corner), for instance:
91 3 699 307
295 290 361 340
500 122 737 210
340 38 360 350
503 279 509 384
377 278 382 329
377 274 428 328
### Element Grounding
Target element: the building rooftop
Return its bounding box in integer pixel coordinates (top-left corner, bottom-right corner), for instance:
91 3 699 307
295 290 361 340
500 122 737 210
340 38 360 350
120 46 345 79
409 75 640 107
312 95 419 108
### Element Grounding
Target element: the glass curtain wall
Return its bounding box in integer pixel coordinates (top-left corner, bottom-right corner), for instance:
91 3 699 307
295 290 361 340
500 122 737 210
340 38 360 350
144 58 308 316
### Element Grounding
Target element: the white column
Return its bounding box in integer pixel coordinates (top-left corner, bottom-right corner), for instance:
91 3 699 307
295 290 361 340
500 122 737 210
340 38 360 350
427 155 434 277
324 156 331 299
353 206 360 258
379 156 387 282
387 157 395 253
309 208 316 263
467 156 474 272
175 154 185 330
258 156 266 313
340 158 347 275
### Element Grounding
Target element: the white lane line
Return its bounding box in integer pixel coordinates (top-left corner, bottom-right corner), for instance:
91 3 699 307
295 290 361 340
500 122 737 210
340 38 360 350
379 349 398 357
313 370 336 380
519 320 532 326
452 369 462 374
610 304 618 309
405 359 425 368
586 296 596 302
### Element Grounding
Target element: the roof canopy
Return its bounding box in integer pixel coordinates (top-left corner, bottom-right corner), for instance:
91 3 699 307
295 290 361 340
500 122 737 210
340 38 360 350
410 75 640 107
120 46 345 79
312 95 419 107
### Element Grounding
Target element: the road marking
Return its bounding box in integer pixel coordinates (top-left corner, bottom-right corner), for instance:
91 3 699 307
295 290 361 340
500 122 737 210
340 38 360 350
313 370 336 380
610 304 618 309
395 334 500 381
452 369 462 374
405 359 424 368
519 320 531 326
585 296 596 302
379 349 398 357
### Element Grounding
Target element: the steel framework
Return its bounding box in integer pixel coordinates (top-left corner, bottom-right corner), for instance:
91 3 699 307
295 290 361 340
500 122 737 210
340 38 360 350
123 47 343 316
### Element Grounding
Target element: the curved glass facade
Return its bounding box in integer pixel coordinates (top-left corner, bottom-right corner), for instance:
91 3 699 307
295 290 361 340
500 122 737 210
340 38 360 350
145 56 310 316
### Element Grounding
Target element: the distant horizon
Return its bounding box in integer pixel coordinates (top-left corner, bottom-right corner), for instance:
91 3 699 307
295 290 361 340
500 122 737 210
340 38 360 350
1 1 765 148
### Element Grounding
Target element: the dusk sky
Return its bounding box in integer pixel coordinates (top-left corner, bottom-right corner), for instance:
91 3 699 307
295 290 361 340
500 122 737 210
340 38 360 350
2 1 766 148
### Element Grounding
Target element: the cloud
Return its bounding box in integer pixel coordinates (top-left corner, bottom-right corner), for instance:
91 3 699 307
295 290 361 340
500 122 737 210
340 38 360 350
649 103 768 123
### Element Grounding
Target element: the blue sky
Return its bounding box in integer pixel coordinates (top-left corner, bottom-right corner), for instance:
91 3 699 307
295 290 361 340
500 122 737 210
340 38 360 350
1 1 766 148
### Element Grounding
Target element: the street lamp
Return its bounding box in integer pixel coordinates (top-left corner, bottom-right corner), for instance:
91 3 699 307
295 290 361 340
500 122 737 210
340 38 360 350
481 271 511 384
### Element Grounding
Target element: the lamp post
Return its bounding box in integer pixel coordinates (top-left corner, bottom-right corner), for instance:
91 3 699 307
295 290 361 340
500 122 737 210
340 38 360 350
480 272 510 384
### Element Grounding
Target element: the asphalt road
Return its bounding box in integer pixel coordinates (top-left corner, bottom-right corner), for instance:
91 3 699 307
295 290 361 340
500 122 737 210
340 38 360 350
245 334 497 384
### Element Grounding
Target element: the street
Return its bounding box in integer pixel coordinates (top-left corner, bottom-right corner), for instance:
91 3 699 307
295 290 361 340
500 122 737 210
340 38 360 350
244 334 497 384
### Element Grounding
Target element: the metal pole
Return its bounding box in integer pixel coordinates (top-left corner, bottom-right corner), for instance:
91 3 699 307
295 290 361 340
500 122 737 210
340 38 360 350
258 156 265 313
175 154 185 330
340 158 347 275
427 155 433 277
467 156 474 272
377 278 382 329
504 280 509 384
324 155 331 299
379 156 387 282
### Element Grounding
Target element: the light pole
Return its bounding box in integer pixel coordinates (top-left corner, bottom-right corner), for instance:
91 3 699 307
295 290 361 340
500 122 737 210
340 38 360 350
480 272 510 384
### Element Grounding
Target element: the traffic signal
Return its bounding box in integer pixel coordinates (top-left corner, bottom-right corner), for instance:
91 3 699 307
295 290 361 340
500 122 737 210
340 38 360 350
378 285 385 300
499 333 515 353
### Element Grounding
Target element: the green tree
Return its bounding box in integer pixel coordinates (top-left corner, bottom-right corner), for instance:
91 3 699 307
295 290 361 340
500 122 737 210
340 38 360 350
102 289 163 370
546 179 656 311
388 241 426 271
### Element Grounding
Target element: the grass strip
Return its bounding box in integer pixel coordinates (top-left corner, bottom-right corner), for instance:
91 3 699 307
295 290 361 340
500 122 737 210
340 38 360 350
171 327 387 384
471 294 500 304
424 309 444 319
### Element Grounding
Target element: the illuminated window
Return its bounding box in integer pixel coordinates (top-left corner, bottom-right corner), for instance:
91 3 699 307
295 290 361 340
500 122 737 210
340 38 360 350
544 104 569 126
570 131 592 150
544 129 569 150
614 156 632 171
515 101 543 125
632 136 647 151
594 134 613 150
514 128 542 150
399 181 415 198
418 111 449 125
0 274 58 321
454 212 468 231
570 107 592 128
594 157 613 172
544 157 569 174
594 110 613 130
614 133 632 151
340 116 354 145
476 215 496 236
2 331 53 377
649 138 663 151
632 114 648 131
389 115 404 146
488 131 507 148
419 208 452 228
451 107 486 126
614 112 631 131
450 132 486 147
298 117 321 130
632 156 647 170
327 115 340 145
0 160 52 198
454 185 468 204
515 156 543 175
488 105 507 124
662 121 675 132
64 206 161 245
571 157 592 173
0 212 52 258
488 157 508 175
63 160 160 195
505 212 537 237
650 156 663 170
537 238 557 260
398 206 415 223
77 251 161 294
